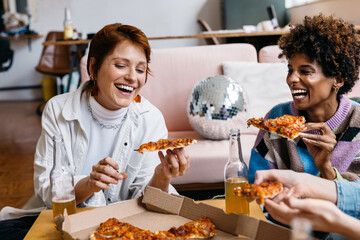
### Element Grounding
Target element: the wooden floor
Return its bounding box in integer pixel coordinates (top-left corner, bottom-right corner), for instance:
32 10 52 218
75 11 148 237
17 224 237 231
0 100 42 210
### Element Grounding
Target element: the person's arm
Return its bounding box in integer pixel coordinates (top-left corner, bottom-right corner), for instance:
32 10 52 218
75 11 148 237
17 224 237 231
265 197 360 239
335 213 360 240
254 169 337 202
335 180 360 219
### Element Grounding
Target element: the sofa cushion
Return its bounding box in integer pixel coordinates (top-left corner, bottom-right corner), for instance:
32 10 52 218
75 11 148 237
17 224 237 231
258 45 286 63
168 131 257 185
223 61 292 121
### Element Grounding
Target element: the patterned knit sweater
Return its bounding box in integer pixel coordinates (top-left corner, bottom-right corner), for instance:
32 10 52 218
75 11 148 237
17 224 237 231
248 96 360 183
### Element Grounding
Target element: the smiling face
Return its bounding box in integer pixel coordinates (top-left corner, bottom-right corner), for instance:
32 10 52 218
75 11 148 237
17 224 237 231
287 54 342 121
90 40 147 110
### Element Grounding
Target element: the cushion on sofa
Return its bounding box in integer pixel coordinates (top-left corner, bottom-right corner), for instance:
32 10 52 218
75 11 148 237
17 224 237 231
223 62 292 122
258 45 286 63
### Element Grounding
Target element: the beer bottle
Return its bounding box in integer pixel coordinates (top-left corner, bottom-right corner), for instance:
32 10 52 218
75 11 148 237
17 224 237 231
63 7 74 40
50 135 76 219
224 129 249 215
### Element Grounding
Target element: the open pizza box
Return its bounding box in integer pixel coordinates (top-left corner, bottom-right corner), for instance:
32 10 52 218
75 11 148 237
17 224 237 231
60 186 290 240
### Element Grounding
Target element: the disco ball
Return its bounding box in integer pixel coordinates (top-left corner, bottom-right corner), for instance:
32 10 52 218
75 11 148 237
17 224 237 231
187 75 247 140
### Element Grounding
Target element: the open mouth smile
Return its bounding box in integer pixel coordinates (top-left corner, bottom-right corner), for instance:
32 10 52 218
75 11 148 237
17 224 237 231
291 89 308 100
115 84 135 94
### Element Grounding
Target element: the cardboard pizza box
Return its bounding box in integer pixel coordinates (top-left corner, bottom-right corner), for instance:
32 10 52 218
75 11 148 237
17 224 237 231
61 186 290 240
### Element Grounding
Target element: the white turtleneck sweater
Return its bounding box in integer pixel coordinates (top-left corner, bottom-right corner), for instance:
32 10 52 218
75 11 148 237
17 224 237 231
80 95 128 175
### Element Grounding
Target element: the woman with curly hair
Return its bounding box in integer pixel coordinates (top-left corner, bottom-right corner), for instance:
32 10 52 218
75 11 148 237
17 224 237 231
248 14 360 183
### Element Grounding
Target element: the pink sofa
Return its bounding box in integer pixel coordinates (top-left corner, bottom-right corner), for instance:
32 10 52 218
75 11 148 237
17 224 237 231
80 43 360 192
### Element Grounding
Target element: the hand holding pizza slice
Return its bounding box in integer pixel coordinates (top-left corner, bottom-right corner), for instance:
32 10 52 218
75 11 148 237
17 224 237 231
234 182 283 205
247 115 306 139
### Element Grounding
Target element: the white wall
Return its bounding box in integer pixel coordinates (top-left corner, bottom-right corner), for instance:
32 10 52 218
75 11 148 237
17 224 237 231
0 0 222 100
289 0 360 24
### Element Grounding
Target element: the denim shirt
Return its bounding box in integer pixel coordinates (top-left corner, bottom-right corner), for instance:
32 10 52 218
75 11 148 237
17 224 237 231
33 83 177 209
335 180 360 219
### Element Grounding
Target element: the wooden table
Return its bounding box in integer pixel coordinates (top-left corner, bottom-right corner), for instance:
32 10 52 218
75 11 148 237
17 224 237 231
1 33 43 40
24 199 266 239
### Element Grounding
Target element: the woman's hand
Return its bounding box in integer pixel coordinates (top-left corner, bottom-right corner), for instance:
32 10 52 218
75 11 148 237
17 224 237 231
149 148 190 192
75 157 128 204
265 196 359 237
87 157 128 193
300 122 337 179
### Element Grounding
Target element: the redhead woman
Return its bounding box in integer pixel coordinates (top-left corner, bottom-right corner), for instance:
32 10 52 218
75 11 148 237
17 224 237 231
0 23 190 239
248 14 360 183
34 23 190 207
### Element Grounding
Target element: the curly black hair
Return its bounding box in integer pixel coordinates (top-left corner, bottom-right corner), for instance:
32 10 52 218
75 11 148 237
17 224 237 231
278 14 360 96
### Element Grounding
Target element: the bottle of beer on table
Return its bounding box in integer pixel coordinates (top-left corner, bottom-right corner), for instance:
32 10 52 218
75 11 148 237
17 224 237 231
224 128 249 215
50 135 76 220
63 7 74 40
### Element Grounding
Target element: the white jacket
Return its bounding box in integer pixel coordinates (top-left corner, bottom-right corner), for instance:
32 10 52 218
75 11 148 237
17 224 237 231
0 84 176 220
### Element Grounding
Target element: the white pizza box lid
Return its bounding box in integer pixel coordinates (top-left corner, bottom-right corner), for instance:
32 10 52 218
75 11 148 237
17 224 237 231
59 186 290 240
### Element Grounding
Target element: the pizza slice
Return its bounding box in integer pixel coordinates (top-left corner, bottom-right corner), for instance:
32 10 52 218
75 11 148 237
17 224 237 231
234 182 283 205
247 115 306 139
166 217 217 239
135 138 197 154
90 217 217 240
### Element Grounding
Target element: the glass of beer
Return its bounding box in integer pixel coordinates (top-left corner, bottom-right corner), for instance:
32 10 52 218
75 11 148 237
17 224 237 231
225 177 249 215
52 195 76 218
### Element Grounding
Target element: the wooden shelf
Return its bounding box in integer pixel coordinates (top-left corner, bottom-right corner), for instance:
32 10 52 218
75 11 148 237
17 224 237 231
1 33 43 40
